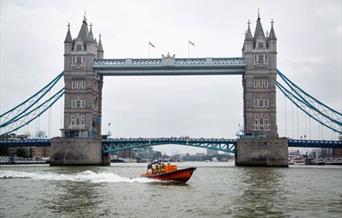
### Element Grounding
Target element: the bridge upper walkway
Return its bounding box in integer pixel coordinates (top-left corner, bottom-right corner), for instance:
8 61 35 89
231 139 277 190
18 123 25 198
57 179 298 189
93 57 246 76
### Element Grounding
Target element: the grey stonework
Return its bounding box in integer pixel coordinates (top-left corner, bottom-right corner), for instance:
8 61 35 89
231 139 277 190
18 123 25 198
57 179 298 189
50 138 103 165
50 17 109 166
62 18 104 139
237 16 288 167
235 138 288 167
242 16 277 138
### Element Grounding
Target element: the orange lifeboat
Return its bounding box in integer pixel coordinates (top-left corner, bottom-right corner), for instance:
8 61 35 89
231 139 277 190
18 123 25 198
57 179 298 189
142 162 196 183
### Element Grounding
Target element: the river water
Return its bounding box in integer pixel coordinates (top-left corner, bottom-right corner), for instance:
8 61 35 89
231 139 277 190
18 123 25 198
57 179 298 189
0 162 341 218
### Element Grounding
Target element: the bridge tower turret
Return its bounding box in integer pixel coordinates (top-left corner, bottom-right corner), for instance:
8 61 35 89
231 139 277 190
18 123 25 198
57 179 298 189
62 15 103 140
237 13 288 167
64 23 73 55
97 34 104 59
50 15 108 166
242 14 277 138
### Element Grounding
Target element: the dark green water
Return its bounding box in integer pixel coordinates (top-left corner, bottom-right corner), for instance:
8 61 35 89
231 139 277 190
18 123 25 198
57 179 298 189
0 162 341 218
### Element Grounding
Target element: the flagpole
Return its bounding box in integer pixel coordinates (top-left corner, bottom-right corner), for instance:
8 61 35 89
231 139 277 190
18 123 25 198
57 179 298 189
187 42 190 59
188 41 195 58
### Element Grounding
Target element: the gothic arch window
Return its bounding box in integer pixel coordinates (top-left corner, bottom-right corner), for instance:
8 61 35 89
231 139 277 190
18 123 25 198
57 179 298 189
70 115 76 126
71 80 86 89
258 98 263 107
76 56 83 64
76 44 83 51
71 99 86 109
257 42 264 49
254 54 268 66
76 100 81 108
72 56 85 66
258 54 264 63
69 114 86 128
80 100 85 108
80 115 86 127
253 79 269 89
71 100 76 108
253 114 270 131
254 97 269 108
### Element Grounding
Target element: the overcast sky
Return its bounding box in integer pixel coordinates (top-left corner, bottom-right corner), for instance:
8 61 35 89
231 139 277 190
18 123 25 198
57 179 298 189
0 0 341 154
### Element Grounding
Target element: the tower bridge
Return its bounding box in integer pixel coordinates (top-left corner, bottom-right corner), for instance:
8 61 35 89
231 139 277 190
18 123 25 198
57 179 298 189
1 13 341 167
55 13 282 166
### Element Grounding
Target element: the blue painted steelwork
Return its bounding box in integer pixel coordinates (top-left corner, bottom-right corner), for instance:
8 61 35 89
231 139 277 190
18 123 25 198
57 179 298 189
0 89 65 136
102 138 237 153
277 82 341 134
1 138 341 150
0 139 51 147
276 69 342 134
93 57 246 76
0 72 65 136
1 66 341 147
277 70 341 116
288 139 342 149
0 72 64 127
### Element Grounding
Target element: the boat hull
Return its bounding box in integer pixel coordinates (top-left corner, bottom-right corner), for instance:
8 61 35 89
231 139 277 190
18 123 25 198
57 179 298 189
142 167 196 183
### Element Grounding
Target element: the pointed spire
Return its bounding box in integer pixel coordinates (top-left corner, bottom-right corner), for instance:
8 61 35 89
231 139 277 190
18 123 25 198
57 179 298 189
245 19 253 40
87 22 95 42
83 12 87 24
64 22 72 43
268 19 277 40
254 10 265 39
77 15 89 41
97 33 104 52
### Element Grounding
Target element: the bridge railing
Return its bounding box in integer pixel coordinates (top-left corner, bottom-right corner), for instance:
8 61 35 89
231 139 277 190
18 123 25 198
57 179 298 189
94 57 246 67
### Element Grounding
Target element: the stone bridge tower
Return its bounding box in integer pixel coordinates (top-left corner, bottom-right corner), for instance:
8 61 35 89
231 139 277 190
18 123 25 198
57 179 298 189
236 14 288 166
50 16 108 165
242 14 277 138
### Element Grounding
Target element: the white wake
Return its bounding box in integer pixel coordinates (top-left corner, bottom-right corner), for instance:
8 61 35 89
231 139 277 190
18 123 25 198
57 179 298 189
0 170 154 183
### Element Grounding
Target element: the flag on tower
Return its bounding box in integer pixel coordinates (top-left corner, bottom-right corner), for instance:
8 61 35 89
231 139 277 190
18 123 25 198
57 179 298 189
188 41 195 46
149 41 155 48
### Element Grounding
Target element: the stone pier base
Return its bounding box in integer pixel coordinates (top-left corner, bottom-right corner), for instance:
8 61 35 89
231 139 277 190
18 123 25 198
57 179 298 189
235 138 288 167
50 138 110 166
